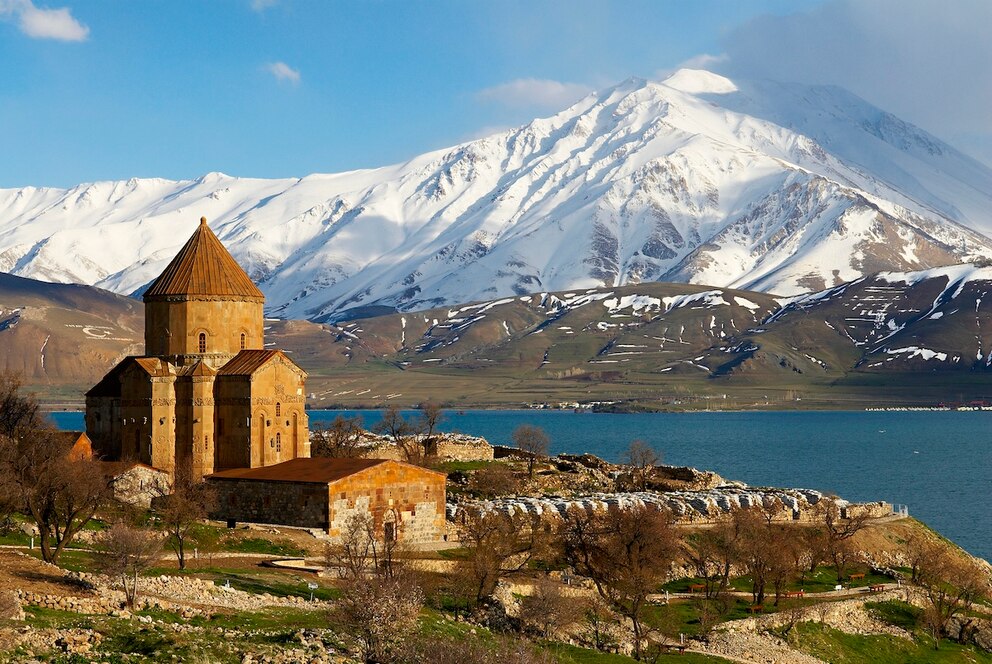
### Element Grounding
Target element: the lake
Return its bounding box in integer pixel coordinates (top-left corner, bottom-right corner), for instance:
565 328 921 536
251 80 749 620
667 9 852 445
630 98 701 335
50 409 991 561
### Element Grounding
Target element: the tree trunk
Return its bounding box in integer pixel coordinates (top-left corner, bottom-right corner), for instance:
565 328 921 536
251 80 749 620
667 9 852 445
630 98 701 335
631 615 643 661
39 534 54 564
177 537 186 570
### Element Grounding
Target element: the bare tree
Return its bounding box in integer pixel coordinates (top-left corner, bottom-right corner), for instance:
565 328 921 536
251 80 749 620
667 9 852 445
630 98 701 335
728 506 801 606
95 522 162 609
0 425 111 565
333 571 424 664
468 464 521 499
413 401 444 462
687 526 737 599
0 372 113 565
625 440 660 491
457 507 546 604
519 575 583 638
325 513 378 579
905 528 941 585
155 470 216 570
373 405 421 464
512 425 549 478
766 528 801 606
558 504 682 661
820 501 870 582
325 511 405 580
0 371 41 441
310 414 366 458
916 543 989 648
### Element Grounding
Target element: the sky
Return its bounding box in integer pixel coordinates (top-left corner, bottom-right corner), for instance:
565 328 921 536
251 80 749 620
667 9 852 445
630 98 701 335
1 0 988 188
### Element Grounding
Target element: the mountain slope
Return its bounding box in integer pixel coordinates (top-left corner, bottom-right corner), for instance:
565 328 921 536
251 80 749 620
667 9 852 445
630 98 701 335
5 268 992 408
0 273 142 389
2 70 991 321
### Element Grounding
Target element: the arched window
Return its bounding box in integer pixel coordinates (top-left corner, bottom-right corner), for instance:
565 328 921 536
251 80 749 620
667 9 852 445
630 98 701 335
275 432 282 453
240 333 246 350
198 332 207 353
275 402 281 417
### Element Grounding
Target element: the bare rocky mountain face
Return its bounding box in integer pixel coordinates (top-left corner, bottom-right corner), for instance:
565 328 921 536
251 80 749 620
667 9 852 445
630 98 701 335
1 70 991 323
0 273 142 393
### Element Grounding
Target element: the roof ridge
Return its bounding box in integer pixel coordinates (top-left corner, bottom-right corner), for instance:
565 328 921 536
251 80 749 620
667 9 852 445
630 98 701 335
144 218 264 300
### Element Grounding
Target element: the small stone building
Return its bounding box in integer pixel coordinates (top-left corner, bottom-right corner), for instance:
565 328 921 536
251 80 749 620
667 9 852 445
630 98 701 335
58 431 93 461
207 458 447 546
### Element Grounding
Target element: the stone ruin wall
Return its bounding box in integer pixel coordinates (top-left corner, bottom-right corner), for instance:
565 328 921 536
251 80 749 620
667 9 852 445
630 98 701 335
355 433 494 462
448 487 892 527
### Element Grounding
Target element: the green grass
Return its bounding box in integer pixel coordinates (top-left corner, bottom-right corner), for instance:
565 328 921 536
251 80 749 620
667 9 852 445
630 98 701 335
0 531 30 546
794 622 992 664
22 606 95 629
436 459 496 473
203 606 331 631
219 536 305 556
140 567 341 601
664 565 892 596
17 603 336 663
544 641 735 663
867 600 921 630
20 548 93 572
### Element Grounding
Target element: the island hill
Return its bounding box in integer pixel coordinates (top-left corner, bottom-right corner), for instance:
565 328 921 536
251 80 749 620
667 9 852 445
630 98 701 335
1 217 991 663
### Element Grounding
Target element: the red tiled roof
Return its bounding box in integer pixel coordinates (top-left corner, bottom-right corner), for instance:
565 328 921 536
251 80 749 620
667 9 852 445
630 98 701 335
208 457 390 484
86 357 172 397
217 349 282 376
144 217 264 300
133 357 170 376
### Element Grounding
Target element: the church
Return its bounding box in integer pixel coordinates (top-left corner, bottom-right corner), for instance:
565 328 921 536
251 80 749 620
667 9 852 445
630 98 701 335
85 217 310 479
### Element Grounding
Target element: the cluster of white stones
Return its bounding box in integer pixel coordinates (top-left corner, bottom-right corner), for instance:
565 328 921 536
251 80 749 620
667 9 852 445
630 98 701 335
448 486 832 522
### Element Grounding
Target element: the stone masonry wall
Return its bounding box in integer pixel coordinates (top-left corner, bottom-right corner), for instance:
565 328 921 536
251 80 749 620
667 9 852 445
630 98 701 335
209 479 330 530
326 463 446 545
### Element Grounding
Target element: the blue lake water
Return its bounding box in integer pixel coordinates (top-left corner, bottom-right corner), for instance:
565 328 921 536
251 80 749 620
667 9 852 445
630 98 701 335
50 409 991 561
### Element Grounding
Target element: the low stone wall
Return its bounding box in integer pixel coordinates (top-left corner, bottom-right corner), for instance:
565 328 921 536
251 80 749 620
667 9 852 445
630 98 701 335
16 572 314 616
109 464 171 508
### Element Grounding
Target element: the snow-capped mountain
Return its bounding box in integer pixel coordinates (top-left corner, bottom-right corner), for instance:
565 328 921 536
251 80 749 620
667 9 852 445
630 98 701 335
2 69 991 321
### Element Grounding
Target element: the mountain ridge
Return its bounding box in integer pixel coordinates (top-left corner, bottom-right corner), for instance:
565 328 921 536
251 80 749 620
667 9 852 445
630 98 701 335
5 265 992 409
2 70 991 322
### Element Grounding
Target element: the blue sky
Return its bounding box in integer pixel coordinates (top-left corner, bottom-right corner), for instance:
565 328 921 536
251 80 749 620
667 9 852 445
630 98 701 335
1 0 988 187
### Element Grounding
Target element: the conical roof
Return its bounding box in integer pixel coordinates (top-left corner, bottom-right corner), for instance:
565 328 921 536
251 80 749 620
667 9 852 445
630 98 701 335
144 217 264 300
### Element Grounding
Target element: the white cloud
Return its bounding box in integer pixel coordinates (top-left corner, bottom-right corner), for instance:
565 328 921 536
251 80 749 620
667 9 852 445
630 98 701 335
249 0 277 12
475 78 592 110
265 61 300 85
0 0 88 41
716 0 992 165
656 53 728 80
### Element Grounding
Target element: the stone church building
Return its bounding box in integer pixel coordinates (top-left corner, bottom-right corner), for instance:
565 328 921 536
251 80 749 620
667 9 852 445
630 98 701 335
85 217 310 479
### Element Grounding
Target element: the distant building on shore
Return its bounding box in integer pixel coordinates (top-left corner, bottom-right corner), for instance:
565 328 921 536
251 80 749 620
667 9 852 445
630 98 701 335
84 217 310 479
